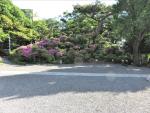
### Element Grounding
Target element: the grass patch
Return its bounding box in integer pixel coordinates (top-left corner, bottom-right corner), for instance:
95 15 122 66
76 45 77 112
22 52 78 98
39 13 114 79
0 60 3 64
0 57 3 64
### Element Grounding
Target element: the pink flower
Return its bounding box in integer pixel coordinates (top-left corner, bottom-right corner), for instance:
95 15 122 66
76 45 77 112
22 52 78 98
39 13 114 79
51 38 60 45
27 44 33 48
56 51 63 57
35 39 49 48
19 46 27 49
19 46 32 58
59 36 67 42
48 49 59 56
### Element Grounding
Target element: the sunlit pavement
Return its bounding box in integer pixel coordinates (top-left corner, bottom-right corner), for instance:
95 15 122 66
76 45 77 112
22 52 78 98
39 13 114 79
0 64 150 113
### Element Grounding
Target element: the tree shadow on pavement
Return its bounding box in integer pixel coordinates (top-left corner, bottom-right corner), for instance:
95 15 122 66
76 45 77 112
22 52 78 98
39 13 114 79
45 64 150 74
0 72 150 100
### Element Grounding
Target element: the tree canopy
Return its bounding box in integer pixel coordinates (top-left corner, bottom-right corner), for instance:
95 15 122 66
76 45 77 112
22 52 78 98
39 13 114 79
1 0 150 66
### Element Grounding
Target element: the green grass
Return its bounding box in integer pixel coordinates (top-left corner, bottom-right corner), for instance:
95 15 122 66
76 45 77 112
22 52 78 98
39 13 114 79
0 57 3 64
0 61 3 64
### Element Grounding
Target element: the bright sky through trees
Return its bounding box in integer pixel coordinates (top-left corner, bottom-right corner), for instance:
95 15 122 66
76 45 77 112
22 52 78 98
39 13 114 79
12 0 116 19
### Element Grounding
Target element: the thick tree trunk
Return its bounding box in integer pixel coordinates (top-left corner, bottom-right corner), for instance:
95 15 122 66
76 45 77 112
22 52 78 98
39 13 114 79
133 40 141 66
132 31 145 66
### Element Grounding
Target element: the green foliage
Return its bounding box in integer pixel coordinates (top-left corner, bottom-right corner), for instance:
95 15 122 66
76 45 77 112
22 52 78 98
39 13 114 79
31 47 55 63
1 0 150 66
46 19 61 37
62 48 75 64
0 0 39 51
0 28 8 42
0 15 13 30
10 46 55 64
113 0 150 65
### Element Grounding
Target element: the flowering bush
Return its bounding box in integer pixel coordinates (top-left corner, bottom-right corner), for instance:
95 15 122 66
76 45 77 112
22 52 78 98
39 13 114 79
48 49 58 56
51 38 60 45
10 38 64 64
35 39 49 48
10 35 104 64
59 35 67 42
19 45 32 58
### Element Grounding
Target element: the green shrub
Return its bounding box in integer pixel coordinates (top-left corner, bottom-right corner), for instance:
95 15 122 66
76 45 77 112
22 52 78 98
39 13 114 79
74 51 84 63
82 53 91 62
74 56 83 64
62 49 75 64
103 54 132 64
31 47 55 63
10 46 55 64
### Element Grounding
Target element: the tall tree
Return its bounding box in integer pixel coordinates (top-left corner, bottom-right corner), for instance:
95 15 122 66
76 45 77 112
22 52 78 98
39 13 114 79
0 0 39 49
113 0 150 65
73 2 113 43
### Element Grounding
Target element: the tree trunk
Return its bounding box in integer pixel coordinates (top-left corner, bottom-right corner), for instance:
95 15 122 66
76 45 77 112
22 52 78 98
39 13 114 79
92 12 112 44
133 40 141 66
132 31 145 66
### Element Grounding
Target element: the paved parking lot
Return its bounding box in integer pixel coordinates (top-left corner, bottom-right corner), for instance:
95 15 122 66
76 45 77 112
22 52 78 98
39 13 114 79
0 64 150 113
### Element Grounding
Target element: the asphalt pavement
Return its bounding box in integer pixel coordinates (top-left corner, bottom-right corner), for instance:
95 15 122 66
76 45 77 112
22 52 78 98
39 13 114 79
0 64 150 113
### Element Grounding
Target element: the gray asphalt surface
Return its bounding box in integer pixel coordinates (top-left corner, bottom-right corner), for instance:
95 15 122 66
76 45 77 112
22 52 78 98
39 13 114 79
0 64 150 113
1 63 150 74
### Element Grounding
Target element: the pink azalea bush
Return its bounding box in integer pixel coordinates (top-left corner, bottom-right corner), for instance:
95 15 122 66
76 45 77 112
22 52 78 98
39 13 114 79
10 35 101 64
48 49 59 56
56 51 63 57
19 45 32 58
35 39 49 48
48 49 63 57
11 37 65 64
51 38 60 45
59 35 67 42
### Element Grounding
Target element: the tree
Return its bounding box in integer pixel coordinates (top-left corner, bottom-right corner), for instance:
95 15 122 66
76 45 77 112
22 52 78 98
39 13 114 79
61 2 113 46
46 19 61 37
33 20 49 39
73 2 113 43
0 0 39 49
113 0 150 65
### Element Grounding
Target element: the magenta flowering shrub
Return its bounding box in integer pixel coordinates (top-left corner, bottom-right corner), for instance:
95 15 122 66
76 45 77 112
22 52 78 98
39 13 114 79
51 38 60 45
48 49 63 57
35 39 49 48
48 49 59 56
56 51 63 57
19 45 32 58
59 35 67 42
11 35 101 64
11 37 65 64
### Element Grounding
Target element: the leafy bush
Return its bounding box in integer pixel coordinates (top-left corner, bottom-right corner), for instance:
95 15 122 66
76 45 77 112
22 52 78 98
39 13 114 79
10 38 64 64
103 54 132 64
74 51 84 63
9 34 131 65
62 48 75 64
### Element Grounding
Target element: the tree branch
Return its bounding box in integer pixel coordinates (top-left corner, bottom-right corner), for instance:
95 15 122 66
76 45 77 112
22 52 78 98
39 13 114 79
93 12 113 42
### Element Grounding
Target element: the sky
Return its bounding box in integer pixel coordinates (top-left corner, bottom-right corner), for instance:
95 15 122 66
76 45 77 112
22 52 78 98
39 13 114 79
12 0 116 20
